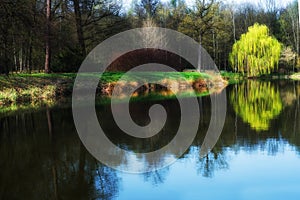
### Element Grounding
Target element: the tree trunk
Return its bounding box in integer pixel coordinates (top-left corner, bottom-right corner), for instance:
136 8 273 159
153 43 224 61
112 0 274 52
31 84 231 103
45 0 51 73
198 34 202 71
298 0 300 30
3 33 9 75
73 0 87 56
29 39 33 73
232 8 236 43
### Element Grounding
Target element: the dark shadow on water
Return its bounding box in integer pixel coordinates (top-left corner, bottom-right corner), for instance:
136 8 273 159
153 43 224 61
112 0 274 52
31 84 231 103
0 80 300 197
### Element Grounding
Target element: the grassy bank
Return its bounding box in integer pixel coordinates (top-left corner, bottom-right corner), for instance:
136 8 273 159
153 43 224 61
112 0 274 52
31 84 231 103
2 70 296 108
11 70 300 116
290 73 300 80
0 72 214 107
0 73 74 106
220 71 300 82
220 71 245 84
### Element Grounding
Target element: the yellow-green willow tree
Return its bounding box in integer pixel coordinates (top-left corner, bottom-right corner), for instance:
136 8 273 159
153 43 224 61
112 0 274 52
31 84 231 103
231 81 283 131
230 23 282 77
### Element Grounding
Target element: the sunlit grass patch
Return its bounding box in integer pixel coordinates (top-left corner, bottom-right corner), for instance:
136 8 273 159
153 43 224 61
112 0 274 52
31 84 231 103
0 86 57 106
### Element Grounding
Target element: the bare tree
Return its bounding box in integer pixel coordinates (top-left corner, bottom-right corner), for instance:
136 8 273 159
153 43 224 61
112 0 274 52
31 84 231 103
141 18 166 48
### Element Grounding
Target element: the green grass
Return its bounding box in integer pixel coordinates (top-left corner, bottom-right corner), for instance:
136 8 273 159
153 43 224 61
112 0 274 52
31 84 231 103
0 73 72 106
220 71 299 82
1 71 210 84
0 71 215 116
220 71 245 84
0 72 211 106
76 71 211 83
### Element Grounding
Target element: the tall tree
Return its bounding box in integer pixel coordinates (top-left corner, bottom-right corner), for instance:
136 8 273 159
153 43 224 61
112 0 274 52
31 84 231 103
72 0 86 56
279 1 299 60
230 23 282 77
257 0 280 38
72 0 122 57
299 0 300 28
45 0 52 73
167 0 187 30
233 3 259 40
141 0 160 18
178 0 220 70
178 0 218 45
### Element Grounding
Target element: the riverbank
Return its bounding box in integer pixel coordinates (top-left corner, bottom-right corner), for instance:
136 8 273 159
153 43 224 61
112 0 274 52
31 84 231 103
0 73 74 106
2 71 300 116
0 72 227 109
221 71 300 82
291 73 300 80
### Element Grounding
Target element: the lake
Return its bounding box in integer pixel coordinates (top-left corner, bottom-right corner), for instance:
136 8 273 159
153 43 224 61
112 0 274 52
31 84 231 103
1 80 300 200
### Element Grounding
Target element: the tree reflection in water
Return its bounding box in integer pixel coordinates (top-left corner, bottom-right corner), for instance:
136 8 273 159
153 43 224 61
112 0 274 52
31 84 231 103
143 167 170 185
1 80 300 197
0 109 120 200
196 149 229 178
230 81 283 131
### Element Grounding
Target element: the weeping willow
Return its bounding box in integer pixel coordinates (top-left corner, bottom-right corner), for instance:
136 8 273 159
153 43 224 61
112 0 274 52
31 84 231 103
229 23 282 77
230 81 283 131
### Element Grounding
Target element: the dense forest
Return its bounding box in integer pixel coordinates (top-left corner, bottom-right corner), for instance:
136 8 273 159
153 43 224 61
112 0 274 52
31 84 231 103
0 0 299 74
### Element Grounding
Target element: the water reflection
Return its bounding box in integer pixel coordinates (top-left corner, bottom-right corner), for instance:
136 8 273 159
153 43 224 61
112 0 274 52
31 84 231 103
196 148 229 178
0 80 300 199
230 81 283 131
0 109 120 199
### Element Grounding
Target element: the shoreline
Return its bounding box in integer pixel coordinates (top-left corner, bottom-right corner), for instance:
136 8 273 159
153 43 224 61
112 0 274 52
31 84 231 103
0 72 227 112
1 71 299 116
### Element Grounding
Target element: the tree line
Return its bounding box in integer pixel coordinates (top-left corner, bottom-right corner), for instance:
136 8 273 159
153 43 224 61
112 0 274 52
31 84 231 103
0 0 299 74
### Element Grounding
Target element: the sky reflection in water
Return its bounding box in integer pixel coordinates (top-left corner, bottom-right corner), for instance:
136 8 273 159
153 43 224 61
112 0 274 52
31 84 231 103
0 80 300 199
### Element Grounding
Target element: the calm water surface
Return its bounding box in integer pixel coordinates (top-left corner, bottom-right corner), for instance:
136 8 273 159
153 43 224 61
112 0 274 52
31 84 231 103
1 80 300 199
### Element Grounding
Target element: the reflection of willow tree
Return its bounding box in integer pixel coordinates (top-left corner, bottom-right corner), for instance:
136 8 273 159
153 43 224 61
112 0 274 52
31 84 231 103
231 81 283 131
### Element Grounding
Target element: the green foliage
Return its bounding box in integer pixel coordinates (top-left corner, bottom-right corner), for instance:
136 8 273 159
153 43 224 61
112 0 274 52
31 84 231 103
230 23 282 77
0 86 56 105
231 81 283 131
0 1 298 73
220 71 245 84
0 73 72 105
178 0 219 43
52 47 84 72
